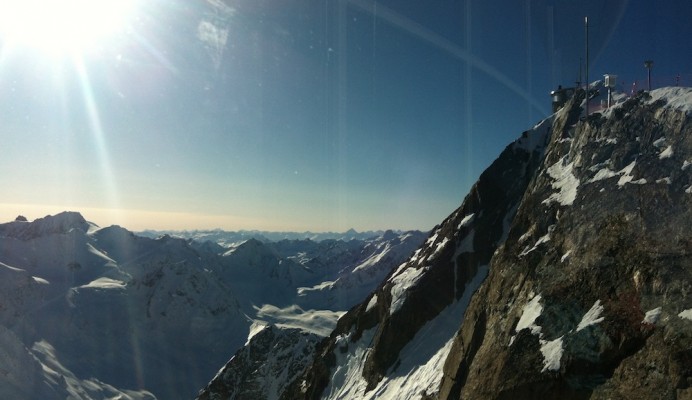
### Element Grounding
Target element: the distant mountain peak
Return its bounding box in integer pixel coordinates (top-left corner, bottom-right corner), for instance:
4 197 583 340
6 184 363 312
0 211 95 240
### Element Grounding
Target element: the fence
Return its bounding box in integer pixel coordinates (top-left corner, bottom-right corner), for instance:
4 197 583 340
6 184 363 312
619 73 691 95
582 73 691 114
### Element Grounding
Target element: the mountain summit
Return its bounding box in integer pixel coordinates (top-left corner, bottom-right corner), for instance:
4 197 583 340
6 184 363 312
267 86 691 399
0 211 94 240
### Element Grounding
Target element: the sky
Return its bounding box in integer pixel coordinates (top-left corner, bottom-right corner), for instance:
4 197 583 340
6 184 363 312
0 0 691 232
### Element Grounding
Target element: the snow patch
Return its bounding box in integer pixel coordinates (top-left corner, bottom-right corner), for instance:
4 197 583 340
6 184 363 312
352 243 391 273
678 309 692 321
432 237 450 258
366 294 378 313
589 167 618 183
246 321 269 345
425 233 439 247
540 336 564 372
617 161 647 186
32 276 50 284
80 277 126 290
520 225 554 257
510 294 543 345
389 265 427 315
392 260 410 277
659 145 674 159
590 159 650 186
509 294 567 373
457 213 475 230
646 87 692 114
576 300 604 331
520 231 552 257
643 307 662 325
683 160 691 171
543 157 579 206
656 177 672 184
560 250 572 263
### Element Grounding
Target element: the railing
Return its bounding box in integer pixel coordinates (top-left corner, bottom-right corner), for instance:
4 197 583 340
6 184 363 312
618 73 691 95
582 73 691 115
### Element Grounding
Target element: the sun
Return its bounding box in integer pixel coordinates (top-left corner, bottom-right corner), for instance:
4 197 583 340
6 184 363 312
0 0 138 56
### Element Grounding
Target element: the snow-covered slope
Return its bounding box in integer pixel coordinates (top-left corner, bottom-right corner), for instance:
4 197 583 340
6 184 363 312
294 231 428 311
0 212 423 399
280 87 692 400
138 228 388 245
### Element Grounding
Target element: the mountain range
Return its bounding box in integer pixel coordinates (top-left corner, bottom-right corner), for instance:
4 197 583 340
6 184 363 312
0 213 425 399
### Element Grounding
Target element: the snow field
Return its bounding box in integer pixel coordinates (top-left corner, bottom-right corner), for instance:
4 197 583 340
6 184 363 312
643 307 662 325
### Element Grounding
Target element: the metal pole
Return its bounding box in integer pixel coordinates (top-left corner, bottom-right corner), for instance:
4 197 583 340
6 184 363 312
644 60 653 91
608 87 612 108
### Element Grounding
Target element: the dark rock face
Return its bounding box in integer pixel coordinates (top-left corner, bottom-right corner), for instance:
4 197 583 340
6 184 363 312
280 87 691 400
438 89 692 399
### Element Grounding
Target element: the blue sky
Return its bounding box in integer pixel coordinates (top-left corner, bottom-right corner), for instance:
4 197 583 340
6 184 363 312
1 0 690 231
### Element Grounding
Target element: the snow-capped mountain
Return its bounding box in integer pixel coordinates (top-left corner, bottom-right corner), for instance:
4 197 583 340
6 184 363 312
0 212 424 399
138 228 388 246
248 86 691 399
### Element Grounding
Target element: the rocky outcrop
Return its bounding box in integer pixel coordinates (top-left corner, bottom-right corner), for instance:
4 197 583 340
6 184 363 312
438 88 692 399
281 87 692 400
197 325 320 400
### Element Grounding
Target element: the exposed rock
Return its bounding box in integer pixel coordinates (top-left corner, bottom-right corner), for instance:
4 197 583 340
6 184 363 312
281 87 691 400
438 88 692 399
196 325 320 400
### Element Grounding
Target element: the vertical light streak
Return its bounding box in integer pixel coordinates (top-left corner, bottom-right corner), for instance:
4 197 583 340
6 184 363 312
525 0 533 125
73 56 121 213
464 0 474 185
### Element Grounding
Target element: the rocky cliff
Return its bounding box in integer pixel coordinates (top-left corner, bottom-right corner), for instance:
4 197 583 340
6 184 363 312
438 87 692 399
197 325 320 400
278 86 692 399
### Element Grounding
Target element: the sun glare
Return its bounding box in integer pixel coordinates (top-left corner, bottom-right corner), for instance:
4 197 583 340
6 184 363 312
0 0 137 55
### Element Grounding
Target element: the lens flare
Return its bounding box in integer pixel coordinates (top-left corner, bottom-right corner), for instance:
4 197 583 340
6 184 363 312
0 0 138 55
